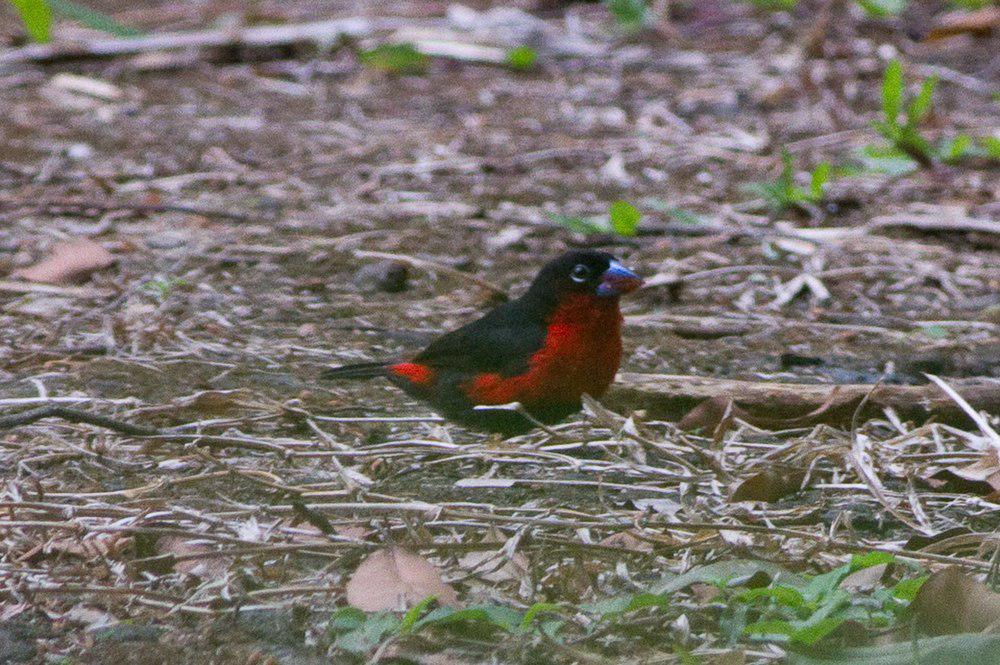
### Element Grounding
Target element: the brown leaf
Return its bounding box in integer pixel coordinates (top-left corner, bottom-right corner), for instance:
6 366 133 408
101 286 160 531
156 536 231 580
346 547 458 611
926 7 1000 41
910 566 1000 635
13 239 115 284
599 530 654 553
839 563 891 593
928 450 1000 497
730 468 807 503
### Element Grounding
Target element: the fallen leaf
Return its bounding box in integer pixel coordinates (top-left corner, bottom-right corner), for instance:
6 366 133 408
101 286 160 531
599 530 654 553
456 549 529 583
13 239 115 284
926 7 1000 41
928 450 1000 497
839 563 891 593
346 547 458 611
730 468 807 503
156 536 231 580
910 566 1000 635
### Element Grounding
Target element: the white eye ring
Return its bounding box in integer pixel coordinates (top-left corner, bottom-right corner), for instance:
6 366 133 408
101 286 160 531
570 264 590 283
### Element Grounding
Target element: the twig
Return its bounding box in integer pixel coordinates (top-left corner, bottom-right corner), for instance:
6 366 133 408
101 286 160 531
0 17 382 67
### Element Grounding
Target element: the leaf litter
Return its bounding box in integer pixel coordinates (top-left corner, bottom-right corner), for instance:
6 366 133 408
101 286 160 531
0 0 998 663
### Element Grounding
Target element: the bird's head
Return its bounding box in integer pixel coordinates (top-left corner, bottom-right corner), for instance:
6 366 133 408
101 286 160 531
527 250 643 302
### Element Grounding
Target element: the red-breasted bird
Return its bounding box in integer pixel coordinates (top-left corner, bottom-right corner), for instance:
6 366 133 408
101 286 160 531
324 251 643 435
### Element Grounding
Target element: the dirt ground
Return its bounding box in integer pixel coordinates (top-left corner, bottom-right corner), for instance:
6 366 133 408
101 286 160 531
0 0 998 663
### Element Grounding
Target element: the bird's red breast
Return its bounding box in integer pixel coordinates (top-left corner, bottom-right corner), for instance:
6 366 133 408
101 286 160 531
462 293 622 406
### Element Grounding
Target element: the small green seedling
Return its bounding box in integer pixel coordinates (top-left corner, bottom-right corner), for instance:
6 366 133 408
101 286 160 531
506 46 538 71
548 200 642 236
745 149 830 212
359 43 428 75
872 59 938 168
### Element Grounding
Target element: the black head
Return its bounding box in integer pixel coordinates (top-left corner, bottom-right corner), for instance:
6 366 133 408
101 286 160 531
524 250 643 303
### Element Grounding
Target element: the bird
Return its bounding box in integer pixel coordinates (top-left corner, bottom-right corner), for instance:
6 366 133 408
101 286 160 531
324 250 643 435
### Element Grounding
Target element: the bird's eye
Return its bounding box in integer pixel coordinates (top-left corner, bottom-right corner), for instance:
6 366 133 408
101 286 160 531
570 264 590 283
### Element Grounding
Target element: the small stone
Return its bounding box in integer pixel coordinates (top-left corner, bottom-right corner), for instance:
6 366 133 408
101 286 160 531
353 260 409 293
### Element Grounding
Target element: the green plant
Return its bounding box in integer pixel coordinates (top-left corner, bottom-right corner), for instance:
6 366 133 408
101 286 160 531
506 46 538 71
873 59 938 167
8 0 139 42
548 200 642 236
745 149 831 212
855 0 906 17
327 554 928 658
9 0 51 41
740 552 924 646
328 601 563 655
747 0 798 10
604 0 650 32
142 276 188 301
359 43 428 75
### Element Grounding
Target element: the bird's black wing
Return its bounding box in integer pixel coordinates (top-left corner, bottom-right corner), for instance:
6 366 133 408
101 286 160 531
413 300 546 376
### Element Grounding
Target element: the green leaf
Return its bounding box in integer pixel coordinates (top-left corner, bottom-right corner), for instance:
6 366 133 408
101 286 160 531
584 592 671 616
359 43 428 75
609 200 641 236
329 607 367 632
10 0 52 43
744 619 796 640
890 575 928 602
855 0 906 17
802 566 852 602
605 0 649 31
48 0 140 37
907 75 938 125
547 212 607 235
652 560 807 594
413 605 522 633
791 617 845 646
941 134 974 163
506 46 537 71
399 595 436 634
849 551 895 571
983 136 1000 159
809 162 831 201
519 602 559 632
881 60 903 127
333 612 401 654
739 585 807 609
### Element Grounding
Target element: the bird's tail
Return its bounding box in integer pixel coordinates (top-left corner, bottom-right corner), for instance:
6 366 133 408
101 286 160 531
322 361 389 380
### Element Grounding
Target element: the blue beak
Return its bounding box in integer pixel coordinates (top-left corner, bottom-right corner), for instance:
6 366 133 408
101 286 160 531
596 260 643 297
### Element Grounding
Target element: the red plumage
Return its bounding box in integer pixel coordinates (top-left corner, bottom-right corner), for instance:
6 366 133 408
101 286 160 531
324 251 642 435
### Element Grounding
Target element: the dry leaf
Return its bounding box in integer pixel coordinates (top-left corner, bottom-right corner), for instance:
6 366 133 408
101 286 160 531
599 530 654 553
45 533 131 560
13 239 115 284
346 547 458 611
730 468 807 503
926 7 1000 41
456 549 529 583
156 536 231 580
928 450 1000 497
910 566 1000 635
839 563 891 593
